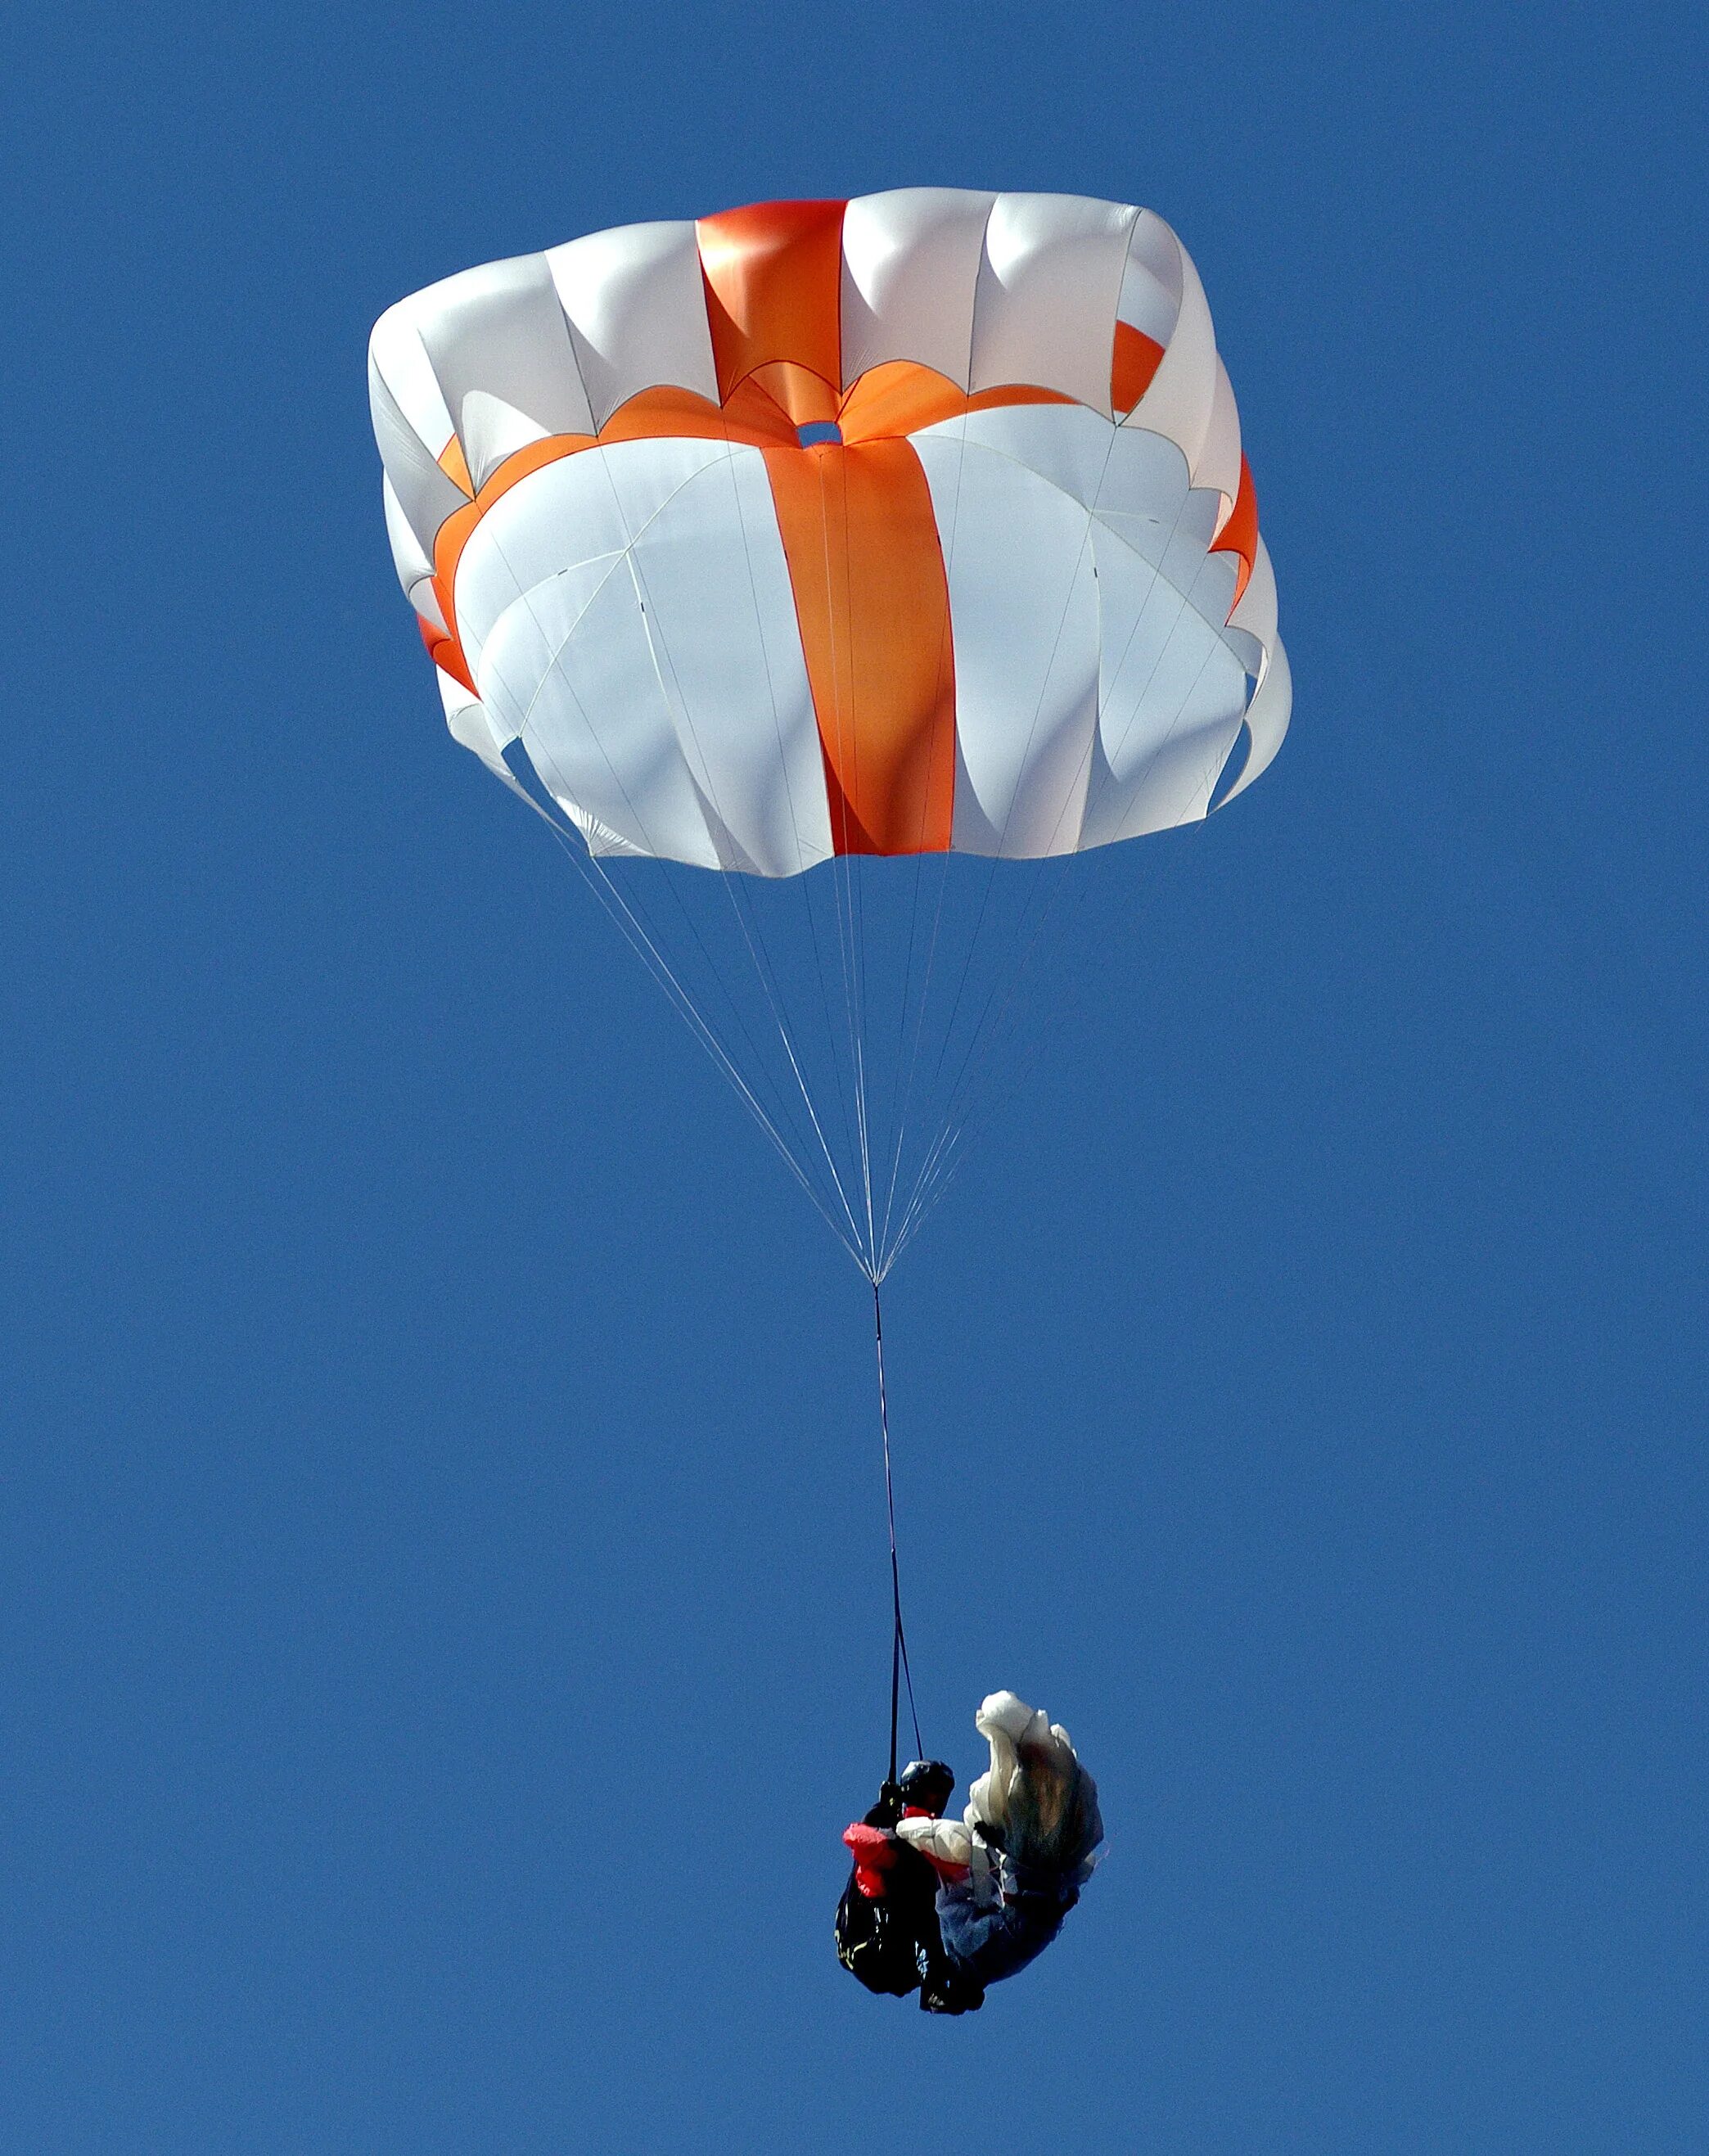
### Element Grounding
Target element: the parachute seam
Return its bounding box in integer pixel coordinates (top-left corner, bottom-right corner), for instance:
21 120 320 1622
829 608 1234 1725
462 446 742 712
913 424 1238 643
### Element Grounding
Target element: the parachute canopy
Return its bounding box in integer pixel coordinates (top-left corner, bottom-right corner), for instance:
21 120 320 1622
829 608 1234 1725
372 190 1289 877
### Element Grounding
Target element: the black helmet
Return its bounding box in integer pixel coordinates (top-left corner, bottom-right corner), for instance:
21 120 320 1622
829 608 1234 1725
897 1759 955 1811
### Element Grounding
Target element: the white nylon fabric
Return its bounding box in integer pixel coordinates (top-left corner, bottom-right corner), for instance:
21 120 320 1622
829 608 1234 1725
839 187 994 388
449 434 730 682
1221 637 1292 805
437 664 514 783
606 448 832 876
968 192 1138 417
1197 359 1243 533
409 254 596 485
468 440 832 876
480 555 724 869
458 394 549 494
382 474 434 588
369 305 455 458
1084 539 1249 843
1116 211 1184 345
408 577 448 636
1122 236 1218 470
369 361 467 559
914 404 1254 851
914 433 1103 856
545 220 720 426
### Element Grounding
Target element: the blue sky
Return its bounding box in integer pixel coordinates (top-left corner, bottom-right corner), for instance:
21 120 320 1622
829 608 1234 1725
5 2 1707 2149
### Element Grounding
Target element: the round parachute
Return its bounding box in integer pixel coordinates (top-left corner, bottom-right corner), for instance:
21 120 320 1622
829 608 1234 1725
372 191 1289 1276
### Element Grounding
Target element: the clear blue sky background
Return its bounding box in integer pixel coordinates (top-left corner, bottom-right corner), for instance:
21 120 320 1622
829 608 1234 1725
5 4 1706 2149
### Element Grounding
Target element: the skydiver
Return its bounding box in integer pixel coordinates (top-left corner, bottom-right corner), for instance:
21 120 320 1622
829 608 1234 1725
836 1757 984 2014
836 1690 1103 2012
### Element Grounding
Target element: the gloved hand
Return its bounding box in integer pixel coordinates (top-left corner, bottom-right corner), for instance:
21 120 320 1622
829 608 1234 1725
895 1813 973 1881
863 1780 904 1830
841 1821 901 1900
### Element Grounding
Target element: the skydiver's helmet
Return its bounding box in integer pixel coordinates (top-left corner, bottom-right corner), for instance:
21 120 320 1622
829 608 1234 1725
897 1760 955 1815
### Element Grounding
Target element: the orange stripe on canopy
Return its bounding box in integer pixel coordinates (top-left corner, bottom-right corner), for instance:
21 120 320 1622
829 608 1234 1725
437 435 474 496
1211 453 1258 610
597 378 800 449
836 360 1073 443
762 439 957 856
747 359 841 428
419 613 476 694
697 200 846 399
1110 321 1165 417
